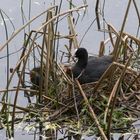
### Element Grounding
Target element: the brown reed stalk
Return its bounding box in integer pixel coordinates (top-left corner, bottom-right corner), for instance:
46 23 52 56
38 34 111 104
113 62 138 75
125 73 140 93
95 0 101 30
107 24 118 49
104 78 120 125
133 0 140 25
45 11 54 96
99 41 105 56
107 24 134 54
106 54 133 139
42 95 69 108
0 6 57 52
93 62 115 93
1 53 29 102
0 87 38 93
122 32 140 46
0 101 37 114
57 63 72 84
75 80 108 140
0 10 11 137
40 14 48 101
10 5 87 136
67 15 79 49
114 0 132 61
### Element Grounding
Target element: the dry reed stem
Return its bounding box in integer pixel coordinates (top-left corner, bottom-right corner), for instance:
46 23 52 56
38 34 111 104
104 79 120 124
36 5 87 34
125 73 140 93
31 30 77 40
122 32 140 46
99 41 105 56
42 95 69 108
93 62 115 93
95 0 101 30
107 24 116 48
39 15 48 100
114 0 132 60
106 53 133 139
107 24 134 53
48 99 77 121
57 64 72 84
93 60 138 96
45 11 54 96
0 6 57 52
10 5 87 135
67 15 79 49
11 53 33 136
0 88 38 93
64 44 76 62
17 31 34 71
133 0 140 25
1 53 28 101
75 80 108 140
113 62 138 75
0 101 37 113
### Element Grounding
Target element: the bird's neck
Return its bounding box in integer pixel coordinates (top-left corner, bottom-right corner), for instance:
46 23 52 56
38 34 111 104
76 58 88 69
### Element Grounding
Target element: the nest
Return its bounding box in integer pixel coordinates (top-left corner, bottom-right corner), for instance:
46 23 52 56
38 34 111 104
26 60 140 138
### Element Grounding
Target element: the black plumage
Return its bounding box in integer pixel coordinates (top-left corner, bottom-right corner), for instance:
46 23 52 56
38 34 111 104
72 48 113 84
30 67 44 88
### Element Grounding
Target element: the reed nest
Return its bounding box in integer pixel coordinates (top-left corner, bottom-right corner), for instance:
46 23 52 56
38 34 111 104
28 60 140 133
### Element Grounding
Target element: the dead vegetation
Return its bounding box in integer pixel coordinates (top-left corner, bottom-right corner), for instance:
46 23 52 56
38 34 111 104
0 0 140 139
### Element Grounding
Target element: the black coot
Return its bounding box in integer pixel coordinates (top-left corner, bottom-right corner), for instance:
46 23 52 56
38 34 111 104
72 48 113 84
30 67 44 88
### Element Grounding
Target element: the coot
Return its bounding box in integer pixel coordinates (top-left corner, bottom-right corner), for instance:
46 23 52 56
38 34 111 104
71 48 113 84
30 67 44 88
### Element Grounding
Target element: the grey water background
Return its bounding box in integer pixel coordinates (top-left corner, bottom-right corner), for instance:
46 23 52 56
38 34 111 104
0 0 140 139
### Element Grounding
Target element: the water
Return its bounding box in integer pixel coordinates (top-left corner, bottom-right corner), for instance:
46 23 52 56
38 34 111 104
0 0 140 139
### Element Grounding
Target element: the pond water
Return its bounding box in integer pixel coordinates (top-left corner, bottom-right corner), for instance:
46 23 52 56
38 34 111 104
0 0 140 139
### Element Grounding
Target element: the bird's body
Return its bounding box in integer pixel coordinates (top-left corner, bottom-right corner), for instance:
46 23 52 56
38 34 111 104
30 48 113 86
71 48 113 84
30 67 44 88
